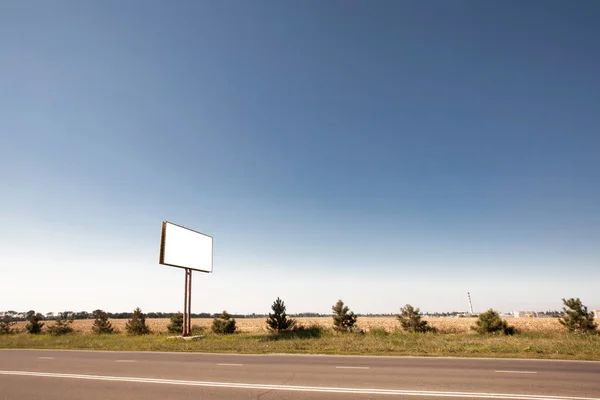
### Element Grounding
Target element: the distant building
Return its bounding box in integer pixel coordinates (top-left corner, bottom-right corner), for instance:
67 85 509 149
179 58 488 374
513 311 539 318
537 313 553 318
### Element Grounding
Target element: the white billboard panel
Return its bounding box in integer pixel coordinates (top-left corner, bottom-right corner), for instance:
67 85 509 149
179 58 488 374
159 222 213 273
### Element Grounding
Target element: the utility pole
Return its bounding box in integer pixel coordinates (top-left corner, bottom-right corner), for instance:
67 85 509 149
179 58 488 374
467 292 474 315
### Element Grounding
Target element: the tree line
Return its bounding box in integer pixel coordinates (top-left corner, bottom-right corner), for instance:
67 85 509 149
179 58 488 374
0 310 331 321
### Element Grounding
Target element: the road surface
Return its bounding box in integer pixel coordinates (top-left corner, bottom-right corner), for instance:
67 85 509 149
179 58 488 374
1 349 599 399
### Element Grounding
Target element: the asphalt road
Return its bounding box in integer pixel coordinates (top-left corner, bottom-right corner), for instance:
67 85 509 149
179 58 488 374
1 350 599 399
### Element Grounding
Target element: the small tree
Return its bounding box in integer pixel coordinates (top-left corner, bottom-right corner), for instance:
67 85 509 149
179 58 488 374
47 313 74 336
167 312 184 334
266 297 296 332
91 309 114 334
25 312 44 334
332 299 358 332
212 311 237 334
472 309 515 335
397 304 435 333
0 314 17 335
125 307 150 335
558 298 598 334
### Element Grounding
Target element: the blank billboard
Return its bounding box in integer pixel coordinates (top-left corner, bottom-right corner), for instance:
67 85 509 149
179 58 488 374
159 222 213 273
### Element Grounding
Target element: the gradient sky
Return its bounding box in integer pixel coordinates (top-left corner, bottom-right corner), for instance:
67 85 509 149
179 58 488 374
2 1 599 315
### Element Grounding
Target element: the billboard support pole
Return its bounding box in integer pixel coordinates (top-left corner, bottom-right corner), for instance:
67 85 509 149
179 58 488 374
183 269 188 336
187 268 192 335
183 269 192 337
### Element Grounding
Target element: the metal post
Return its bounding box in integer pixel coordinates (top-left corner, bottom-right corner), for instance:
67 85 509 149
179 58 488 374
187 269 192 336
183 269 189 336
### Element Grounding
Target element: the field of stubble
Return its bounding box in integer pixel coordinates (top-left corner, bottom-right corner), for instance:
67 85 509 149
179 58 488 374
16 317 564 334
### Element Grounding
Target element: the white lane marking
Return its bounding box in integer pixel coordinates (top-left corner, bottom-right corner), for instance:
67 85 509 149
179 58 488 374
1 370 597 400
217 363 243 366
335 366 370 370
495 371 538 374
116 360 136 363
38 357 54 360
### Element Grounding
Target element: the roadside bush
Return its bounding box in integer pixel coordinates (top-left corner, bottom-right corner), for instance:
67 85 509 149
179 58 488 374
0 314 16 335
47 313 74 336
266 297 296 333
265 323 326 341
167 312 184 334
125 307 150 335
332 299 359 333
212 311 237 334
472 309 515 335
293 323 326 338
369 328 389 337
559 298 598 334
91 309 114 334
397 304 436 333
25 312 45 334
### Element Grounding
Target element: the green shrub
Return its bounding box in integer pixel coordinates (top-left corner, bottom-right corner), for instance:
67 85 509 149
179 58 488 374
267 323 326 340
91 309 114 334
266 297 296 333
212 311 237 334
125 307 150 335
559 298 598 334
369 328 389 337
348 325 365 334
47 313 74 336
0 314 16 335
293 323 326 338
472 309 515 335
332 299 358 333
167 312 184 334
397 304 436 333
25 312 44 334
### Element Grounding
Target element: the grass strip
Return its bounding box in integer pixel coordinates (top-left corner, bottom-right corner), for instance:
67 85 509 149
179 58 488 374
1 330 599 360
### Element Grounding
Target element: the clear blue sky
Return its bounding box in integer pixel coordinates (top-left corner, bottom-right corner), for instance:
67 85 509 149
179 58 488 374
1 1 599 315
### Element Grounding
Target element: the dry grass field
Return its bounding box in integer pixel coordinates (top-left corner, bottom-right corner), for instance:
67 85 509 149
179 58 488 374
15 317 565 334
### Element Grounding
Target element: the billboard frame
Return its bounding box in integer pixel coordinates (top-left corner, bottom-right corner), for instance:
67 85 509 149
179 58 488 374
159 221 213 273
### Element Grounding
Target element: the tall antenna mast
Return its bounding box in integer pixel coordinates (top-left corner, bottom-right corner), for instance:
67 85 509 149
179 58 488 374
467 292 474 314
